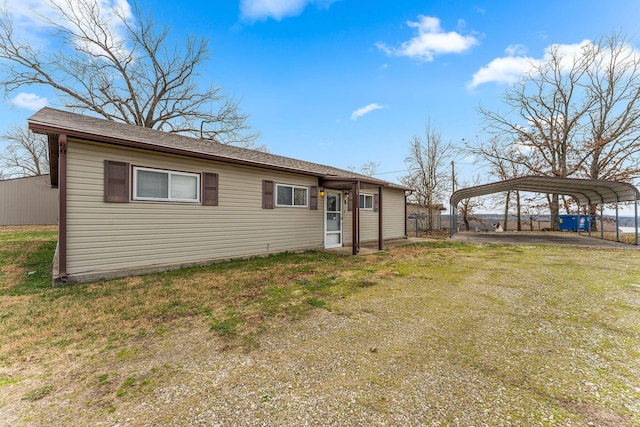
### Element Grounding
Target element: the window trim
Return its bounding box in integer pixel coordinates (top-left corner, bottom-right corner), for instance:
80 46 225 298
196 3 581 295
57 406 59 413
275 183 309 208
359 193 374 210
132 166 201 203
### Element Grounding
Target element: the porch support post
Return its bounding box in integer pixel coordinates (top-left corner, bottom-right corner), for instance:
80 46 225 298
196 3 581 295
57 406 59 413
378 186 383 250
352 181 360 255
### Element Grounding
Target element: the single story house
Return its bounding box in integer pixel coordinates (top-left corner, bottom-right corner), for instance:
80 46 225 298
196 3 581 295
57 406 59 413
28 108 411 284
0 175 58 226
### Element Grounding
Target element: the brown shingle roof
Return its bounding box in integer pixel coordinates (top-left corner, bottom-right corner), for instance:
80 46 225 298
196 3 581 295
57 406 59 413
29 107 408 189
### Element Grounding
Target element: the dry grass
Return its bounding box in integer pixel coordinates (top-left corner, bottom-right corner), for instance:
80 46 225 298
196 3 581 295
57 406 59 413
1 226 640 426
602 231 638 245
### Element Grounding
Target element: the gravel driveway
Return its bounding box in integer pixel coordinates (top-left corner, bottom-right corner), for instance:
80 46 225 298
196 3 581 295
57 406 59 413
452 231 639 248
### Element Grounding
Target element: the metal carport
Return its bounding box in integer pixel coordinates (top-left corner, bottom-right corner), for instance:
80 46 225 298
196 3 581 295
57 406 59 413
449 175 640 245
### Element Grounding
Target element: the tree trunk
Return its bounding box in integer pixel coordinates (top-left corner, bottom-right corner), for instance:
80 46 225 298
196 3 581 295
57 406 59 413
589 204 598 232
549 194 560 231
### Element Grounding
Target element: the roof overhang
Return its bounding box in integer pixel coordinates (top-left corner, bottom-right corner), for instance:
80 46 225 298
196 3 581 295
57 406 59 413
30 115 411 192
450 175 640 207
319 177 410 191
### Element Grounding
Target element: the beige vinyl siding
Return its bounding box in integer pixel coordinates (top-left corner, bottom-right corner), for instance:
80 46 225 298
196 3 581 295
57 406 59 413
0 175 58 225
382 188 407 239
65 139 323 277
342 188 406 245
359 191 379 242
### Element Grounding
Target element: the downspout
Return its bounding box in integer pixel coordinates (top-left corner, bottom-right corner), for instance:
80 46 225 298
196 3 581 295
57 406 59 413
378 186 383 250
404 193 408 237
58 134 68 283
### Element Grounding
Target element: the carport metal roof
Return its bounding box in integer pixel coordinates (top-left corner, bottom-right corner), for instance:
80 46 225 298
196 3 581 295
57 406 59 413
449 175 639 244
451 175 640 207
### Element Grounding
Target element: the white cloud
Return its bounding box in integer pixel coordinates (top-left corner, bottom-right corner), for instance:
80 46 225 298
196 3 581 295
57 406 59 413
240 0 337 21
377 15 479 62
468 39 640 90
11 92 48 110
350 103 384 120
468 55 538 89
505 44 527 57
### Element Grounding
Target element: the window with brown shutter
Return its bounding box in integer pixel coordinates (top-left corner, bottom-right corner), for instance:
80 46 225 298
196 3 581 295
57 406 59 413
262 180 274 209
374 194 379 212
104 160 130 203
202 173 219 206
309 186 318 210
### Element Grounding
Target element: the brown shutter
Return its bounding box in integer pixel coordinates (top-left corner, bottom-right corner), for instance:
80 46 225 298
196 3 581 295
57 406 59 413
348 191 353 211
309 186 318 210
104 160 129 203
373 194 379 212
262 180 274 209
202 173 219 206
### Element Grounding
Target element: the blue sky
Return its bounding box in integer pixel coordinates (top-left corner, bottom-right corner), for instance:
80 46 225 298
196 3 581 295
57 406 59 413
2 0 640 205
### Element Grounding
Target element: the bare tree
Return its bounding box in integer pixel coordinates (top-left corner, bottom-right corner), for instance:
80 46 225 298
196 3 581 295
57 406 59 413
346 161 380 177
521 195 547 231
401 120 453 231
583 33 640 182
465 136 528 230
478 43 594 229
0 125 49 177
457 178 485 231
477 34 640 229
0 0 259 147
360 160 380 177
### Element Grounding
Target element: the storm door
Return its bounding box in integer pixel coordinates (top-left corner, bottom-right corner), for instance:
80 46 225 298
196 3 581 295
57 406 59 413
324 190 342 248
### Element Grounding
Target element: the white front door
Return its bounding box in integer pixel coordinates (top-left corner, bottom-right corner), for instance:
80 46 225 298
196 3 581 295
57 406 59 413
324 190 342 248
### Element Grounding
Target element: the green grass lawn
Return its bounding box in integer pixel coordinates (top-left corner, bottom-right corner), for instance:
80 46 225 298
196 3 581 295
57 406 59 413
1 226 639 426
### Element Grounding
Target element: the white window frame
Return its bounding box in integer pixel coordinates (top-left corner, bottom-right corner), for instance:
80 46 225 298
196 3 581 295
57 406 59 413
359 193 374 210
133 166 201 203
275 183 309 208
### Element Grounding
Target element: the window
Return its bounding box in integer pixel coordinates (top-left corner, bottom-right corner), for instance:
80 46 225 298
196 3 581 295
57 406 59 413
276 183 308 207
133 166 200 203
360 194 374 210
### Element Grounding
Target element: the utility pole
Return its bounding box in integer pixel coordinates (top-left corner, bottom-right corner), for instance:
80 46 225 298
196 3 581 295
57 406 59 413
451 160 455 193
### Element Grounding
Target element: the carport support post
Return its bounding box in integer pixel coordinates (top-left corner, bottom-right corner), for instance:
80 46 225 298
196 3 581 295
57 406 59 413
600 204 604 240
577 203 581 236
616 197 620 242
449 203 454 238
635 194 638 245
